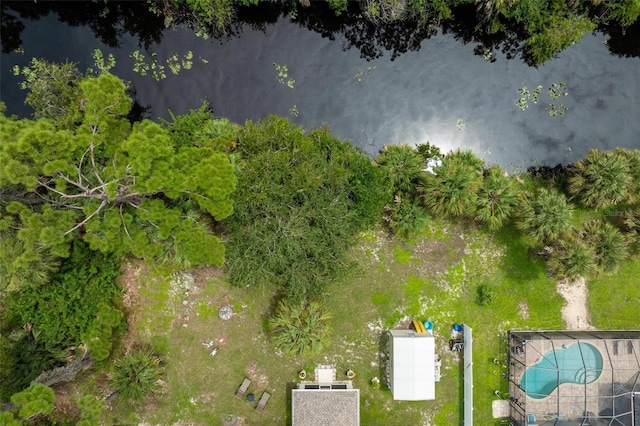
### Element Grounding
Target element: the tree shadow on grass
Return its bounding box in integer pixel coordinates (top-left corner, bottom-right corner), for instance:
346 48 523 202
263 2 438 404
491 222 547 283
377 330 389 390
285 381 296 426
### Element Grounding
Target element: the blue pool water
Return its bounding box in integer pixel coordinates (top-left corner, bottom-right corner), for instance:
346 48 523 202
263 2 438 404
520 342 603 399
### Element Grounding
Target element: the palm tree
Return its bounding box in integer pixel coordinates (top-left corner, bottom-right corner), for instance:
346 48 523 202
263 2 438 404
376 144 425 196
582 220 628 273
419 149 484 218
517 188 574 244
547 237 597 280
622 208 640 253
621 148 640 196
476 166 518 230
567 149 633 208
384 195 430 239
268 299 332 356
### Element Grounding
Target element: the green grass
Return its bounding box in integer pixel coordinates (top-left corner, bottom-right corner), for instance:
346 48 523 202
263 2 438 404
95 218 630 425
393 245 413 264
109 271 291 425
589 257 640 328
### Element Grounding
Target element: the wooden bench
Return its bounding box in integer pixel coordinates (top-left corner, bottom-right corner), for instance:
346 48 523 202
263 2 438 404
235 378 251 399
256 391 271 412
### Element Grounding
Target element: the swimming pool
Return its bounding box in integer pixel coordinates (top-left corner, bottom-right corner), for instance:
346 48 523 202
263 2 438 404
520 342 603 399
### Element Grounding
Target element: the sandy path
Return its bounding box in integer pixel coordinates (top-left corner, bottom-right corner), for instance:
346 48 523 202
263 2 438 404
556 277 594 330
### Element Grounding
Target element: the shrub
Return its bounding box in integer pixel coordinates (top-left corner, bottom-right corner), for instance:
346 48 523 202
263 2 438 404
81 303 123 361
370 376 381 389
268 299 332 356
10 383 55 421
0 412 20 426
384 196 430 239
13 58 83 128
76 394 106 426
4 241 121 347
163 102 239 150
110 348 163 401
476 284 495 305
0 231 60 292
0 330 67 399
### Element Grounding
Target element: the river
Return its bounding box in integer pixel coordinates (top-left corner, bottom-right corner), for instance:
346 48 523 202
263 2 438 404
1 7 639 169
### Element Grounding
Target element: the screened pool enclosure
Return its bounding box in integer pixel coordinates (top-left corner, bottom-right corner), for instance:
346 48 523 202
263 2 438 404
508 330 640 426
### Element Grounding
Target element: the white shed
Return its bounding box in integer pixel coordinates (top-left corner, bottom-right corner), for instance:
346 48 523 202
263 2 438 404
387 329 436 401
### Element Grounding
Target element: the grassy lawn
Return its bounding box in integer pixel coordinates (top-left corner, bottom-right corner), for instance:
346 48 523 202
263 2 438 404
82 217 578 425
588 257 640 329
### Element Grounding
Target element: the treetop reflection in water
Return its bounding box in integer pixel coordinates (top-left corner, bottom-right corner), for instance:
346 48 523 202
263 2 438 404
2 1 640 63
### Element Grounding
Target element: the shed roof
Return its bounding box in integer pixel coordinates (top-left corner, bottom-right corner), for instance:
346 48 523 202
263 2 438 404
389 329 436 401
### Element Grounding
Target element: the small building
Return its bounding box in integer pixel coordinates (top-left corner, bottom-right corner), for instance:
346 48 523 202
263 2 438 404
386 328 437 401
292 364 360 426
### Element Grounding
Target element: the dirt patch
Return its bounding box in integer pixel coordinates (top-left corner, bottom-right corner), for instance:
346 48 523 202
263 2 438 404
557 278 594 329
518 301 530 320
192 266 223 284
413 234 466 276
51 383 82 421
189 391 216 408
246 360 270 388
118 259 146 353
119 259 144 310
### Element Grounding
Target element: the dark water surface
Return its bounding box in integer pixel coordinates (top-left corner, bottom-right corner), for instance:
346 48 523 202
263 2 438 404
1 12 639 169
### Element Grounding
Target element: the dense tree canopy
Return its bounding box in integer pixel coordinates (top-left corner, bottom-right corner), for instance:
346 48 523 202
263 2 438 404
3 0 640 68
224 115 387 301
0 241 122 398
160 0 638 64
0 72 236 277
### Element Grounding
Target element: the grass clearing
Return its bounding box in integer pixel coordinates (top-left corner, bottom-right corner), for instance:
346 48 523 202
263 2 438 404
588 257 640 328
96 219 634 425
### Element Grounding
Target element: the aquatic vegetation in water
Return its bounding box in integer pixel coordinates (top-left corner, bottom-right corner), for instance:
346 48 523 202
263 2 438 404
354 65 376 83
516 83 567 116
548 82 568 99
130 50 194 81
166 51 193 75
92 49 116 73
516 85 542 110
273 63 295 88
546 103 568 117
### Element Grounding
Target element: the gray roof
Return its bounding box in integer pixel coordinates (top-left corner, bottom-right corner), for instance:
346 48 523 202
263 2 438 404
291 389 360 426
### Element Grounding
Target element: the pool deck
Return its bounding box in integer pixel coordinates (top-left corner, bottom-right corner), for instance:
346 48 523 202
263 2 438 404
509 336 640 424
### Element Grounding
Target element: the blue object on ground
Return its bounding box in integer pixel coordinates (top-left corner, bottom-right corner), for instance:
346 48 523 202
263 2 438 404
424 321 434 330
453 324 463 332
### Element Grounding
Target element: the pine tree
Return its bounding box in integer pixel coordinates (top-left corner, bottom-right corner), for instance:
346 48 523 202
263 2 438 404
0 72 236 269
